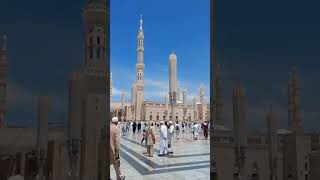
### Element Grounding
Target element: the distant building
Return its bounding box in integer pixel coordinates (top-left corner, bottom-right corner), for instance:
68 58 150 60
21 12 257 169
212 66 320 180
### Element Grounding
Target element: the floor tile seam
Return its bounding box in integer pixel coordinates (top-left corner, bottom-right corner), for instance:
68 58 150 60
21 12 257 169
119 148 151 175
120 146 155 171
121 143 210 169
152 162 210 171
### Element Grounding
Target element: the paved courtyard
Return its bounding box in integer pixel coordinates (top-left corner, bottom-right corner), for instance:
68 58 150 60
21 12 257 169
110 128 210 180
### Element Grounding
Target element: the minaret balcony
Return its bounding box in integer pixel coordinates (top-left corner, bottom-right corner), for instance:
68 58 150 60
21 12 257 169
137 47 144 52
136 63 145 69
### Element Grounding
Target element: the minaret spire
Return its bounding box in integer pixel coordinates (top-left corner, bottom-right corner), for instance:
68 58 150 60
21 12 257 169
133 15 145 121
290 66 303 133
169 50 177 121
140 14 143 30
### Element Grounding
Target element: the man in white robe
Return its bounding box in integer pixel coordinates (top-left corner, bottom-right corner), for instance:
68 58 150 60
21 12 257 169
158 121 168 157
174 121 180 140
193 122 200 140
167 121 175 154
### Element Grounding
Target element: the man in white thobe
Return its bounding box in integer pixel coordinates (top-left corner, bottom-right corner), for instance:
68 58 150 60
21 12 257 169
158 121 168 157
167 121 175 154
193 122 200 140
174 121 180 140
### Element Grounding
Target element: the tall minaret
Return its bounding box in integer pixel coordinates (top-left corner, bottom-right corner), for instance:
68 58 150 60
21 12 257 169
266 105 277 180
215 64 224 126
83 0 108 76
193 97 197 121
199 82 207 120
131 84 137 120
183 89 187 121
134 15 145 121
165 94 169 121
289 67 303 133
75 1 108 179
177 81 181 102
233 86 247 146
120 91 126 121
37 96 49 180
169 50 177 121
233 86 247 178
200 82 205 104
0 33 8 128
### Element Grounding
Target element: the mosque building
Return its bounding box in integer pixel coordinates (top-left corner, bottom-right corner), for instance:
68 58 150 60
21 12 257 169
212 65 320 180
1 0 320 179
110 16 210 122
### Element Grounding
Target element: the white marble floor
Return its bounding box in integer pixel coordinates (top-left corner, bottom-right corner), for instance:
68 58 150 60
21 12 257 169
110 128 210 180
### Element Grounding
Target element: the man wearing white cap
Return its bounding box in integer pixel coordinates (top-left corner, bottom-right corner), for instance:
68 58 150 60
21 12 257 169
110 117 125 180
167 121 175 154
158 121 167 157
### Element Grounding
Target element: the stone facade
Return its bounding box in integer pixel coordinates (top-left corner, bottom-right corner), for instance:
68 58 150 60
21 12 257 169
212 66 320 180
110 16 209 122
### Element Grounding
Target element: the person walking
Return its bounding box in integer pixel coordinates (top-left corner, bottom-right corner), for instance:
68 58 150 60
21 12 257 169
158 121 167 157
167 121 174 154
121 122 126 137
132 122 137 133
193 122 200 140
126 122 129 133
146 121 156 157
137 122 141 132
141 129 147 146
203 121 209 140
175 121 180 140
110 117 125 180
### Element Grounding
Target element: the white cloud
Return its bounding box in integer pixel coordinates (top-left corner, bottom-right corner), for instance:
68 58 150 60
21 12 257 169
112 71 210 103
112 86 123 96
144 78 168 90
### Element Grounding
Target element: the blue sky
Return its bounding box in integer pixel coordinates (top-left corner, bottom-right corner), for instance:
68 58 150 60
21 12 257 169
215 0 320 132
1 0 319 132
110 0 210 103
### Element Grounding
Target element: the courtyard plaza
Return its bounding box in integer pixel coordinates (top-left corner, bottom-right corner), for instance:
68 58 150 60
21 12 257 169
110 126 210 180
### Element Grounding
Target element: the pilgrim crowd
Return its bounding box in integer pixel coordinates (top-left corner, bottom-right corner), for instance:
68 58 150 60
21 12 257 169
110 117 210 180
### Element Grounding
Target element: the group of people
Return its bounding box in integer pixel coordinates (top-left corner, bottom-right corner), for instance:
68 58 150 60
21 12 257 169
120 121 147 137
110 117 210 180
